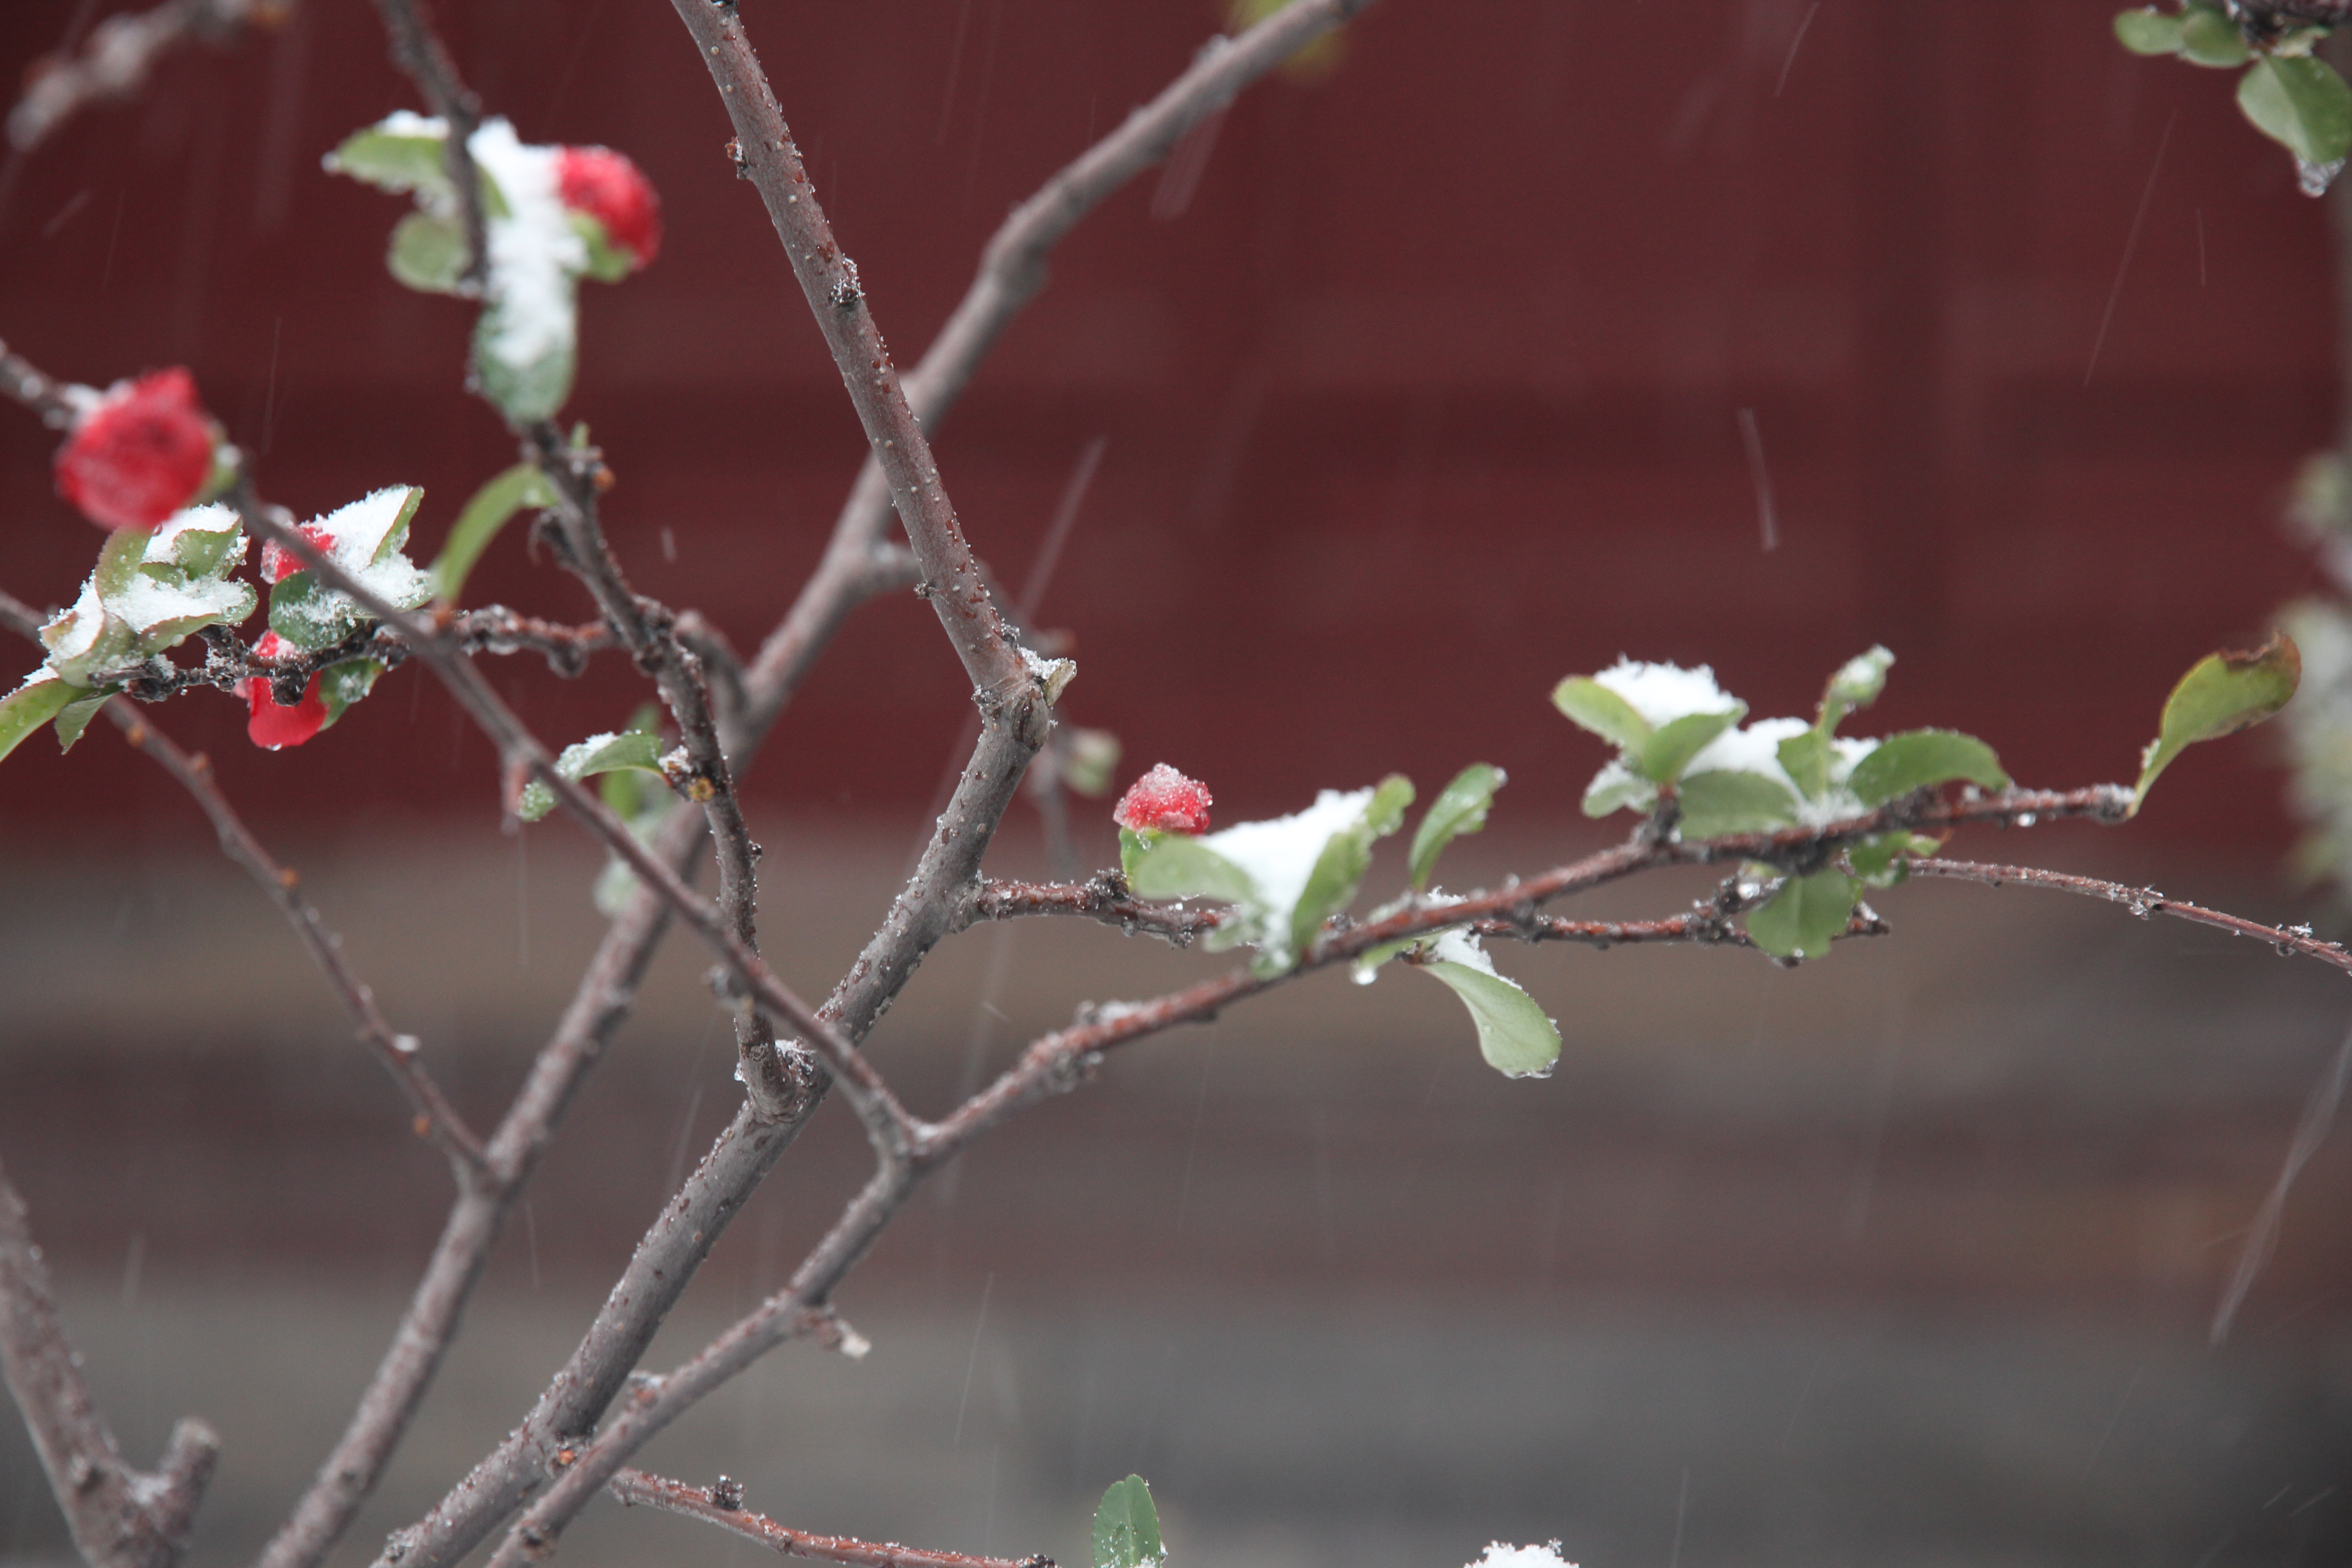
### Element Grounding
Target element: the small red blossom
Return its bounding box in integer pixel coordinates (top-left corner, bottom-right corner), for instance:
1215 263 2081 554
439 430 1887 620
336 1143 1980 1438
54 368 216 532
260 523 333 584
244 631 328 750
1113 763 1213 835
557 145 662 268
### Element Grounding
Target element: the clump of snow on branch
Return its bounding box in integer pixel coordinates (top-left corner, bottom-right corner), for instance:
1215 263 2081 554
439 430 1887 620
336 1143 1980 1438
1686 715 1879 827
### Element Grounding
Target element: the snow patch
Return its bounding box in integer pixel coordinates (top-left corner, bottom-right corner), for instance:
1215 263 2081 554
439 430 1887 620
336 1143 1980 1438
1592 658 1738 726
467 118 586 374
1469 1544 1575 1568
1202 786 1372 945
1686 716 1881 827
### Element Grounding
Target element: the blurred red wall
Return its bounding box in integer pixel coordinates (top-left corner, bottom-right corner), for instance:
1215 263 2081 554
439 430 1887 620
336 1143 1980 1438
0 0 2337 845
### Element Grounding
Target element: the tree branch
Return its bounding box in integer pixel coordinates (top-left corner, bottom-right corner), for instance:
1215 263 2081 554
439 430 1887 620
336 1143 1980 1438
6 0 283 153
778 0 1381 676
663 0 1029 698
608 1469 1051 1568
0 1158 219 1568
1908 856 2352 972
367 0 487 291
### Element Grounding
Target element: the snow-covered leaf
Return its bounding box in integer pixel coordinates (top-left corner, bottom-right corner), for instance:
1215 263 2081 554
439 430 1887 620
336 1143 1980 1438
266 487 433 652
1419 930 1561 1078
432 462 553 603
1819 645 1893 730
1126 833 1257 906
1745 867 1857 961
1093 1475 1163 1568
1286 773 1412 965
324 115 459 204
471 300 578 424
1845 729 2008 806
1581 760 1657 819
518 728 666 823
1409 762 1504 890
2134 633 2300 811
143 504 245 578
2239 54 2352 167
1676 768 1798 838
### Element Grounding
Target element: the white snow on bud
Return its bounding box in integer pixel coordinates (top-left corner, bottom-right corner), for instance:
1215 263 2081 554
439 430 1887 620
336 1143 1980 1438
1591 658 1738 725
466 118 586 375
1201 786 1373 960
1469 1544 1575 1568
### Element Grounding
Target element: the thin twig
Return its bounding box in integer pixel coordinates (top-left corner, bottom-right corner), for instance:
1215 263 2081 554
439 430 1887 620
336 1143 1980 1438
0 337 91 426
1908 857 2352 974
7 0 284 153
0 1158 219 1568
608 1470 1051 1568
521 423 810 1122
368 0 487 290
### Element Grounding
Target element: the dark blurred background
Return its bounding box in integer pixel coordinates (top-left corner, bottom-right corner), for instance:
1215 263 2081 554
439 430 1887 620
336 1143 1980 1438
2 3 2350 1567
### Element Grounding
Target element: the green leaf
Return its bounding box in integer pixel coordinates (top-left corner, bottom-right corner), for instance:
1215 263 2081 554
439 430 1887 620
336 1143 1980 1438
1819 645 1893 732
572 212 638 284
431 463 554 603
319 658 384 725
2177 5 2251 66
1550 676 1651 753
1581 763 1657 819
1286 774 1411 967
2133 633 2301 810
1641 708 1743 784
2113 8 2185 55
0 676 78 766
472 295 579 424
1420 956 1562 1078
2238 54 2352 167
1093 1475 1163 1568
1677 769 1799 837
519 728 666 823
1127 833 1258 906
142 505 245 578
388 211 470 295
1846 730 2009 807
1118 824 1153 883
1062 728 1121 799
1745 867 1857 961
1409 763 1505 890
324 122 455 203
52 687 116 750
1843 831 1923 889
1776 729 1833 800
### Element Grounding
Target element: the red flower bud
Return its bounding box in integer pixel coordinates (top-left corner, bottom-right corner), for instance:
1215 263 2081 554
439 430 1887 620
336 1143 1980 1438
245 631 328 750
1113 763 1213 834
260 523 333 584
556 145 662 268
54 368 217 532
